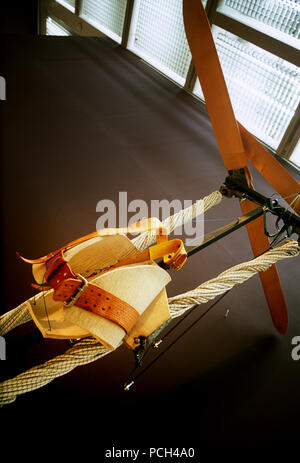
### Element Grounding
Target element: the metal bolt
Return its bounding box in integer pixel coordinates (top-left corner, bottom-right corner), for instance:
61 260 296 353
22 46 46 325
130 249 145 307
153 339 162 348
124 381 134 391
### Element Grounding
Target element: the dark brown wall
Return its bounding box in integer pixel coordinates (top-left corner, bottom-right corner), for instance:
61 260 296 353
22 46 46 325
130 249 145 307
0 34 300 454
0 1 38 35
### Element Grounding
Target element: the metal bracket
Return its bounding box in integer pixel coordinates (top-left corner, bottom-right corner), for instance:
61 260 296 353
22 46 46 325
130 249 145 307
133 319 171 367
221 174 300 242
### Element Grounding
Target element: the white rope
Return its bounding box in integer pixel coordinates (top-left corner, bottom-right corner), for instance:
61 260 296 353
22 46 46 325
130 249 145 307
132 190 222 250
169 240 300 318
0 338 112 406
0 300 32 336
1 240 298 406
1 191 298 406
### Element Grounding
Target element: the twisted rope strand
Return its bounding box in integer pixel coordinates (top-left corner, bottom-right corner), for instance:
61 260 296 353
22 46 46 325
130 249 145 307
132 190 222 250
1 191 298 406
0 301 32 336
0 338 112 406
168 240 300 318
0 240 298 406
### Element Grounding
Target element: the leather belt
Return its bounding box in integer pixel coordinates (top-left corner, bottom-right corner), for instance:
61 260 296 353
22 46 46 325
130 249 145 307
43 252 139 333
53 275 139 334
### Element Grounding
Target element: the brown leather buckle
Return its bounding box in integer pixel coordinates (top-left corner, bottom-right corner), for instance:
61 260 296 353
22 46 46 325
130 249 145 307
63 273 88 308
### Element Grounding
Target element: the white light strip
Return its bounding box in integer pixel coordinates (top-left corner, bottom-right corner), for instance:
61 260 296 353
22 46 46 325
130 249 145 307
290 138 300 168
46 16 70 36
55 0 75 13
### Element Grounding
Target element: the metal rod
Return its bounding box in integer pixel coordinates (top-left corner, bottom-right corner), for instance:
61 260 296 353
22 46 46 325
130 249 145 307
186 207 264 258
123 291 229 391
223 177 300 234
158 206 264 270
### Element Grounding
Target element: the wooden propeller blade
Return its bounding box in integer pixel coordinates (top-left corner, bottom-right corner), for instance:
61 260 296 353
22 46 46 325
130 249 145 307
182 0 249 173
240 199 288 333
239 123 300 215
183 0 289 333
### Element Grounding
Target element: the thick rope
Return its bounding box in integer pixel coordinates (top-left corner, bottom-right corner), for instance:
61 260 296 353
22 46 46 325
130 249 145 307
0 337 112 406
1 240 298 406
0 301 32 336
169 240 300 318
1 193 297 406
132 190 222 250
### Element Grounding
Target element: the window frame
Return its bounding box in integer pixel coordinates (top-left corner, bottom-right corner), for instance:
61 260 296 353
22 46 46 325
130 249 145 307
38 0 300 169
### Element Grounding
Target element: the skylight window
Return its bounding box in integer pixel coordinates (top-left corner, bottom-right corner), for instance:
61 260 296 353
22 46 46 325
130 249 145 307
46 16 71 36
127 0 206 85
81 0 127 43
217 0 300 49
194 27 300 150
40 0 299 168
56 0 75 13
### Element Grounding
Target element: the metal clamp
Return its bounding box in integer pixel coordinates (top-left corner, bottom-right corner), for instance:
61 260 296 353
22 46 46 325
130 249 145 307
63 273 88 308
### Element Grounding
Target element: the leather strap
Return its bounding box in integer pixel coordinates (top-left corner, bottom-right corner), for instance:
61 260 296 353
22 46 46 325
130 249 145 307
17 218 168 265
18 218 187 272
39 252 139 333
53 278 139 333
44 253 73 288
31 235 187 294
29 250 140 332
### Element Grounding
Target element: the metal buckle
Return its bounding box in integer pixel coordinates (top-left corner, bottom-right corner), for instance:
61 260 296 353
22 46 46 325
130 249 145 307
63 273 88 308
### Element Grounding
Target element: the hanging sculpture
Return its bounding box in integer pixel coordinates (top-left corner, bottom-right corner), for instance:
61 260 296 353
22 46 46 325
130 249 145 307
0 0 299 405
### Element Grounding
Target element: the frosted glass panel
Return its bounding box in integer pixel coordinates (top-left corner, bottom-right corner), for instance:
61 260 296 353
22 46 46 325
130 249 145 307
56 0 75 12
195 27 300 150
64 0 75 7
81 0 127 43
128 0 206 85
290 138 300 167
46 17 71 36
217 0 300 49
